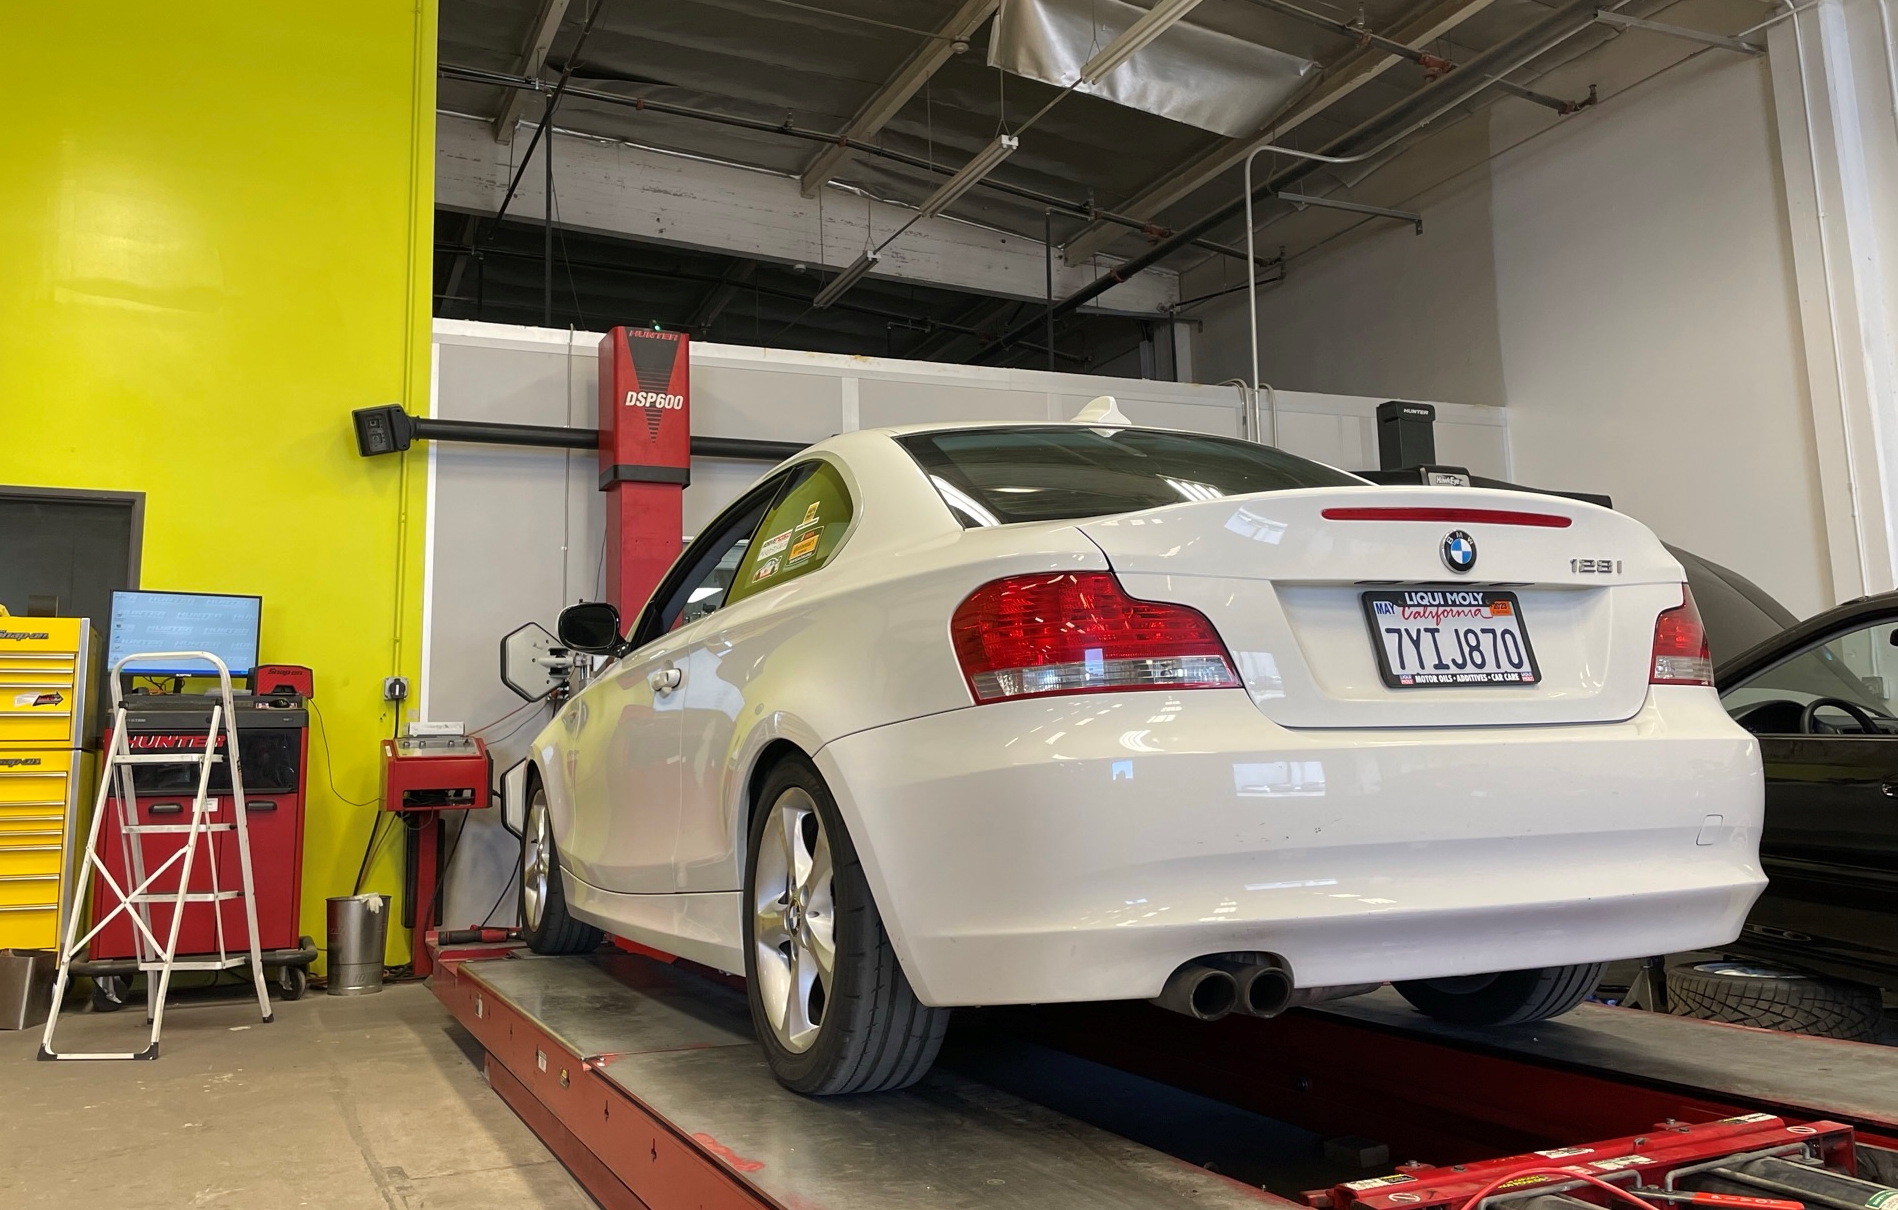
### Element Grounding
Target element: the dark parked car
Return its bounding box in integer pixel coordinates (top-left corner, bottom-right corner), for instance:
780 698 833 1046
1679 558 1896 1039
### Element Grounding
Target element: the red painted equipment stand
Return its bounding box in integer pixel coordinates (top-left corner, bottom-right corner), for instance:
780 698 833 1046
380 736 488 977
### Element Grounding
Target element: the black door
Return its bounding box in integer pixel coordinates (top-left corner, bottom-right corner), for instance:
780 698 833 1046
1722 611 1898 989
0 489 141 623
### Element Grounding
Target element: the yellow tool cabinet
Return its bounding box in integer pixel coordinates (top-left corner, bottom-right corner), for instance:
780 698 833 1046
0 617 98 953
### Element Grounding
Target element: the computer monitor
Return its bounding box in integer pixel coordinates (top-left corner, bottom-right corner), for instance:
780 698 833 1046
107 591 263 678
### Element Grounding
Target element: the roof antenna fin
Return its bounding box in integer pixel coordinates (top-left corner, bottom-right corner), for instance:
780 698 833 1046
1072 395 1130 425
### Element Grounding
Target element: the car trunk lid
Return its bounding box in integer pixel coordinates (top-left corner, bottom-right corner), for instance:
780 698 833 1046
1075 487 1684 728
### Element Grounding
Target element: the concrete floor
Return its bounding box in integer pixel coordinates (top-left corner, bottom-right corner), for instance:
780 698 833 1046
0 982 593 1210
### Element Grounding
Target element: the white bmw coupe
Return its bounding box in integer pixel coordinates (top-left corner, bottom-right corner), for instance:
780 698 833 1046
514 417 1765 1095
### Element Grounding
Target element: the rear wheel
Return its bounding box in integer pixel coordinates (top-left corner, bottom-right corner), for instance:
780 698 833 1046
1665 960 1882 1041
1396 963 1604 1026
743 757 949 1095
520 784 603 955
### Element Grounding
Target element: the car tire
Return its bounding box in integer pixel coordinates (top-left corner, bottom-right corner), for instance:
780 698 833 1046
519 781 603 956
1395 963 1604 1026
1665 960 1882 1041
743 756 949 1096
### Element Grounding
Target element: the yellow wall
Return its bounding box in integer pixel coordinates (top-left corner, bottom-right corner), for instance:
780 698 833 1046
0 4 438 967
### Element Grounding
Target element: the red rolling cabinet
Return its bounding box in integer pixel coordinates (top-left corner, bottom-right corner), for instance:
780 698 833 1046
90 693 312 967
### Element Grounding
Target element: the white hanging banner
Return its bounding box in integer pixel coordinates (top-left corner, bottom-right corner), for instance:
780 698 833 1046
988 0 1316 138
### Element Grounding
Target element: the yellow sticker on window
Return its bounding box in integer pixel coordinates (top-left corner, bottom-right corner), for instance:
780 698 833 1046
797 502 821 529
787 529 822 566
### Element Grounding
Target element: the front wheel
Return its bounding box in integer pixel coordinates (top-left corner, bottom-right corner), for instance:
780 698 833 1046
1395 963 1604 1026
520 783 603 955
743 757 949 1095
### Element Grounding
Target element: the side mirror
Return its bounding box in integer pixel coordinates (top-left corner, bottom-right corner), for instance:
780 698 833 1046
557 602 623 654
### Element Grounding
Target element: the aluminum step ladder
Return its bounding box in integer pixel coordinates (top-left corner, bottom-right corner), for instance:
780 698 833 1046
39 651 273 1060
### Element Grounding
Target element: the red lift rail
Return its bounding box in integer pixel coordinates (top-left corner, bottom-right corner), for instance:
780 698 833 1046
428 943 1898 1210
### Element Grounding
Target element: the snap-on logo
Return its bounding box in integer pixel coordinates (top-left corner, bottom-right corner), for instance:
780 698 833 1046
0 630 51 641
623 390 685 409
0 757 43 768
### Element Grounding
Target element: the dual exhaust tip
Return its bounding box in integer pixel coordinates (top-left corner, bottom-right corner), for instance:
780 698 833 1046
1150 956 1375 1022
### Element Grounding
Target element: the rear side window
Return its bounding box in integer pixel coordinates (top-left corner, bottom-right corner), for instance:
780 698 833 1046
899 426 1363 526
727 461 854 603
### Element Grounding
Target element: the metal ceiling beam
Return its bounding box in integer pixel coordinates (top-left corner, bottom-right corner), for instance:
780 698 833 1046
492 0 573 142
1060 0 1502 265
797 0 999 197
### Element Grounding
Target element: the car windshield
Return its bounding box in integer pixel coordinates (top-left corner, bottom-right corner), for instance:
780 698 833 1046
898 426 1363 526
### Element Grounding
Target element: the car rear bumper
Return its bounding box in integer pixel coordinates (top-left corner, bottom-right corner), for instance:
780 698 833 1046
815 685 1765 1007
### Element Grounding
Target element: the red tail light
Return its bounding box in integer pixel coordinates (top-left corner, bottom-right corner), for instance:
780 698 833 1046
1651 585 1713 686
950 572 1240 703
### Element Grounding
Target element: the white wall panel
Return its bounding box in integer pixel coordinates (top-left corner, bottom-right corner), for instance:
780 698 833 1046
1187 48 1833 619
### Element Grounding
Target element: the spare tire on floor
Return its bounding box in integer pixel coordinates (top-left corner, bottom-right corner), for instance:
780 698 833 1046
1665 960 1883 1041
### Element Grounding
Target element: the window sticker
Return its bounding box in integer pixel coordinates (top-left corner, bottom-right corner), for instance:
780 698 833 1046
796 502 822 529
787 529 822 566
750 556 781 583
758 530 792 559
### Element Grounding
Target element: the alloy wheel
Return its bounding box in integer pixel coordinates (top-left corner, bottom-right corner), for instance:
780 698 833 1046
522 790 550 931
752 787 836 1053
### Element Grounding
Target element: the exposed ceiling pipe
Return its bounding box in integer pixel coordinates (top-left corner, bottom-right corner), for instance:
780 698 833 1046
966 0 1622 363
440 63 1278 269
1241 0 1595 114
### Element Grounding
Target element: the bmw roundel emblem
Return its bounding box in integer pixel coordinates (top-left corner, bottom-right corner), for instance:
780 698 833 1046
1441 530 1477 574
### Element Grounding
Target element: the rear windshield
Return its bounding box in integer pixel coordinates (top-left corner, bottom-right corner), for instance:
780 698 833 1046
898 426 1363 526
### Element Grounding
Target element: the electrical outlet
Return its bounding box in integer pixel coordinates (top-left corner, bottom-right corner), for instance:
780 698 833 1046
383 676 409 702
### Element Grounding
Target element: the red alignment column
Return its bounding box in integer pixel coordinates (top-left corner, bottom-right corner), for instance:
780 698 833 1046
598 327 691 616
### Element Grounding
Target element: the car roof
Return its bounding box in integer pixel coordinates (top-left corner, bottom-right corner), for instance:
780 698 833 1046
863 420 1228 439
1717 588 1898 686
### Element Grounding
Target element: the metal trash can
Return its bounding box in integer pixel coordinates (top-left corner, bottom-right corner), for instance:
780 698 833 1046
326 894 391 996
0 949 57 1030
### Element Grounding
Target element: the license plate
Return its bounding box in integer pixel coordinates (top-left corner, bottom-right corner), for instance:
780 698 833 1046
1361 589 1541 688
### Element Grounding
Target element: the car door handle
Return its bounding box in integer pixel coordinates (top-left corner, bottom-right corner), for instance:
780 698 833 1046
649 668 682 695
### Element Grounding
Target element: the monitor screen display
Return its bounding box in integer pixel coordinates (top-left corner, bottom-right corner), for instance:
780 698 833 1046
107 591 262 677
